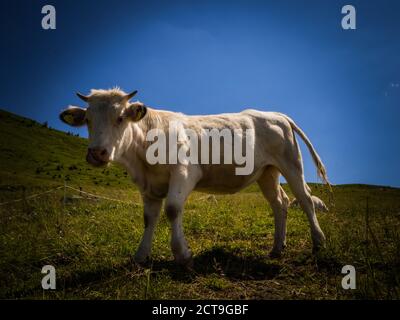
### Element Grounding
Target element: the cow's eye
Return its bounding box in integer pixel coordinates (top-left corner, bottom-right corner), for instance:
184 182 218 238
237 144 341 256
117 116 123 125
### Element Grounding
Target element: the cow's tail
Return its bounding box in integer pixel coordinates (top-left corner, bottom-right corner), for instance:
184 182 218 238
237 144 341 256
280 114 332 192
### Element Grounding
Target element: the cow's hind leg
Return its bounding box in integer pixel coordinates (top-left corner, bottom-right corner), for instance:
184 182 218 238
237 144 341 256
134 196 163 264
257 166 290 258
280 162 326 251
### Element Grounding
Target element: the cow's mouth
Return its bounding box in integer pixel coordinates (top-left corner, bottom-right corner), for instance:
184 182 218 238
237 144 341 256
86 151 108 167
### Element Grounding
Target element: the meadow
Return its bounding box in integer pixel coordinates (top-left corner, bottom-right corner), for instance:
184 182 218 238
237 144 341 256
0 109 399 299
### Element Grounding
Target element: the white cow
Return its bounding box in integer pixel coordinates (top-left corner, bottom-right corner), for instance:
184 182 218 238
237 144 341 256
60 88 331 266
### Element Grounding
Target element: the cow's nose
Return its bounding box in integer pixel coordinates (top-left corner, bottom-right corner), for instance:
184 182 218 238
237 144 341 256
87 147 109 164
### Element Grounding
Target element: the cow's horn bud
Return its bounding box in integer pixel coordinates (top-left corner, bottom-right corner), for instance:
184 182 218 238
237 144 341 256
124 90 138 101
76 92 89 102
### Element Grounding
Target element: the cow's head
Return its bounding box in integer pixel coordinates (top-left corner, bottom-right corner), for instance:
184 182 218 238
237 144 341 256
59 88 147 167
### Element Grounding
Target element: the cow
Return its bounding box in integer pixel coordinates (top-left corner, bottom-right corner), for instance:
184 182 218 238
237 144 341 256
59 88 331 266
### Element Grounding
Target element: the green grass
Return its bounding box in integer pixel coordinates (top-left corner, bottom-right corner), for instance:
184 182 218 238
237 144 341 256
0 109 399 299
0 109 131 194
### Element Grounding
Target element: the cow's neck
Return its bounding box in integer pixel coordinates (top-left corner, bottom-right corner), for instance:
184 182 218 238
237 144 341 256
115 108 161 191
127 108 161 159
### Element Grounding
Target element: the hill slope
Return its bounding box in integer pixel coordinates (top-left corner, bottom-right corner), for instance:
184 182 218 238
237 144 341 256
0 109 132 195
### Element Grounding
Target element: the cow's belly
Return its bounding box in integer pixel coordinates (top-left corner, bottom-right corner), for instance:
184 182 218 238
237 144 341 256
195 164 266 194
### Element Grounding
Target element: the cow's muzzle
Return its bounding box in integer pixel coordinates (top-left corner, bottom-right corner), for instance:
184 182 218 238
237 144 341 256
86 147 109 167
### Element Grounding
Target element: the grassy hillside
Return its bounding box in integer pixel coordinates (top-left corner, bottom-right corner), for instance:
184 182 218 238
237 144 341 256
0 109 132 196
0 109 399 300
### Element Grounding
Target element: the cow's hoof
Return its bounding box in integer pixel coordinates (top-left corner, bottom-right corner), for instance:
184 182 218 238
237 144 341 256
312 233 326 253
133 254 150 267
175 252 194 270
312 243 326 255
269 249 284 259
269 243 286 259
312 240 326 254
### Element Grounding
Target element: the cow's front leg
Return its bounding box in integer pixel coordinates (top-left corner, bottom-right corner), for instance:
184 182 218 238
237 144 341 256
134 195 163 264
165 201 192 267
165 167 200 267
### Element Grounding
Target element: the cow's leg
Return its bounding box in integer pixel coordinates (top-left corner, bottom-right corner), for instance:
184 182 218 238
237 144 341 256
257 166 289 257
165 167 200 267
280 162 326 251
134 195 163 263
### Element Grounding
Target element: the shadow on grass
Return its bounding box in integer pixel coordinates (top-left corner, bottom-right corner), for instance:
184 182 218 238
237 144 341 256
56 247 282 289
6 248 281 298
3 258 139 299
152 246 282 283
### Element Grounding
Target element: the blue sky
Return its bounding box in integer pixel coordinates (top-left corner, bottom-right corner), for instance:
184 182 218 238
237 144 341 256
0 0 399 187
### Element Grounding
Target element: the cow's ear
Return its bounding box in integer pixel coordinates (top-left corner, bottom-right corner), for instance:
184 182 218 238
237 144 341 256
125 102 147 122
59 106 87 127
